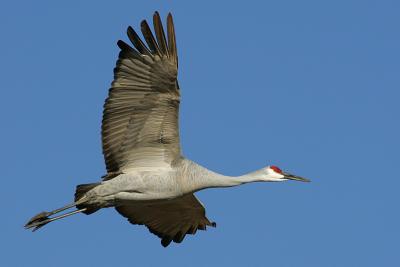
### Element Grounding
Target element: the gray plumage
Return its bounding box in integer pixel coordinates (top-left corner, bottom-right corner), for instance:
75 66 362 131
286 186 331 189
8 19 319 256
25 11 310 247
103 12 180 173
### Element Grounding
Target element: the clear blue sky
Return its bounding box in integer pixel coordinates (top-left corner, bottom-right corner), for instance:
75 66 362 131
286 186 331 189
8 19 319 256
2 1 399 266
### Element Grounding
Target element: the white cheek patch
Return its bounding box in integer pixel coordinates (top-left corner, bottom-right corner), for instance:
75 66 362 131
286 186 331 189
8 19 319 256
267 168 283 178
271 172 284 179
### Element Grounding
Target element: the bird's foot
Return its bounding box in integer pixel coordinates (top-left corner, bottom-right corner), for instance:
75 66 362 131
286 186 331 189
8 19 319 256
25 211 51 231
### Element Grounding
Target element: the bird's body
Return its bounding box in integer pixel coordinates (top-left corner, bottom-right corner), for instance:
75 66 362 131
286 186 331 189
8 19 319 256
81 158 277 205
25 12 310 247
86 159 200 205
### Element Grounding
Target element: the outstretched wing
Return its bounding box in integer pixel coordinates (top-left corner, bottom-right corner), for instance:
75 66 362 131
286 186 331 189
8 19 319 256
102 12 180 174
115 194 216 247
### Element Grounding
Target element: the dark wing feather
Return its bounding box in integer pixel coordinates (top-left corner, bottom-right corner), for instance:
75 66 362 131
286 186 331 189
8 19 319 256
102 12 180 173
167 13 178 66
141 20 162 56
153 11 169 56
115 194 216 247
127 26 152 56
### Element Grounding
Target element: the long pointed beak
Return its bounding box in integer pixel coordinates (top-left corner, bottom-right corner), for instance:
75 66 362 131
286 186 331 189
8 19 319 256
283 172 311 182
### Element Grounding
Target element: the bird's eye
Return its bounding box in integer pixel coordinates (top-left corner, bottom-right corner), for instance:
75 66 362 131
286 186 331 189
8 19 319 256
270 166 282 174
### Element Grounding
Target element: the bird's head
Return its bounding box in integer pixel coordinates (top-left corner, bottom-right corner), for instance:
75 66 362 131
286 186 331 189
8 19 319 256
261 165 310 182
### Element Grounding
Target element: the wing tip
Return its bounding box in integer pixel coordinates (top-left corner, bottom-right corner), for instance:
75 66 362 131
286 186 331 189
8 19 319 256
154 11 161 19
117 40 130 50
119 12 177 61
161 237 172 247
140 19 148 29
167 12 173 20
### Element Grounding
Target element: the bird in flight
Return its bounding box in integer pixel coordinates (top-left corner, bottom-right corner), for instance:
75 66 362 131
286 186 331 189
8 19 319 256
25 11 310 247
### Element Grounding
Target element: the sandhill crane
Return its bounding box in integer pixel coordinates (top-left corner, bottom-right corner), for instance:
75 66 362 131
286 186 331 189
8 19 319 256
25 11 310 247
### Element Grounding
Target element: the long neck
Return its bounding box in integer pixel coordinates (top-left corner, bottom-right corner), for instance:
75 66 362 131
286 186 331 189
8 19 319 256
181 159 266 193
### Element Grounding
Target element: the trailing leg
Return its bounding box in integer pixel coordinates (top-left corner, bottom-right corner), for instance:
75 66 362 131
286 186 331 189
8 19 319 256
25 182 101 231
25 207 87 231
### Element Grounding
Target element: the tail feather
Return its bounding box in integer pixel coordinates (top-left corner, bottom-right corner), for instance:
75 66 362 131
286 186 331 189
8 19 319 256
74 183 99 201
75 183 101 214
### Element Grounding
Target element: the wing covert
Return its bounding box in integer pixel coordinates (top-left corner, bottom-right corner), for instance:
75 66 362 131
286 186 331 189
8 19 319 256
102 12 180 174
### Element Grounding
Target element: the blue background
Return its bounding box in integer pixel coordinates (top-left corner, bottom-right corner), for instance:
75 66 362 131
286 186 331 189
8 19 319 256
2 1 399 266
